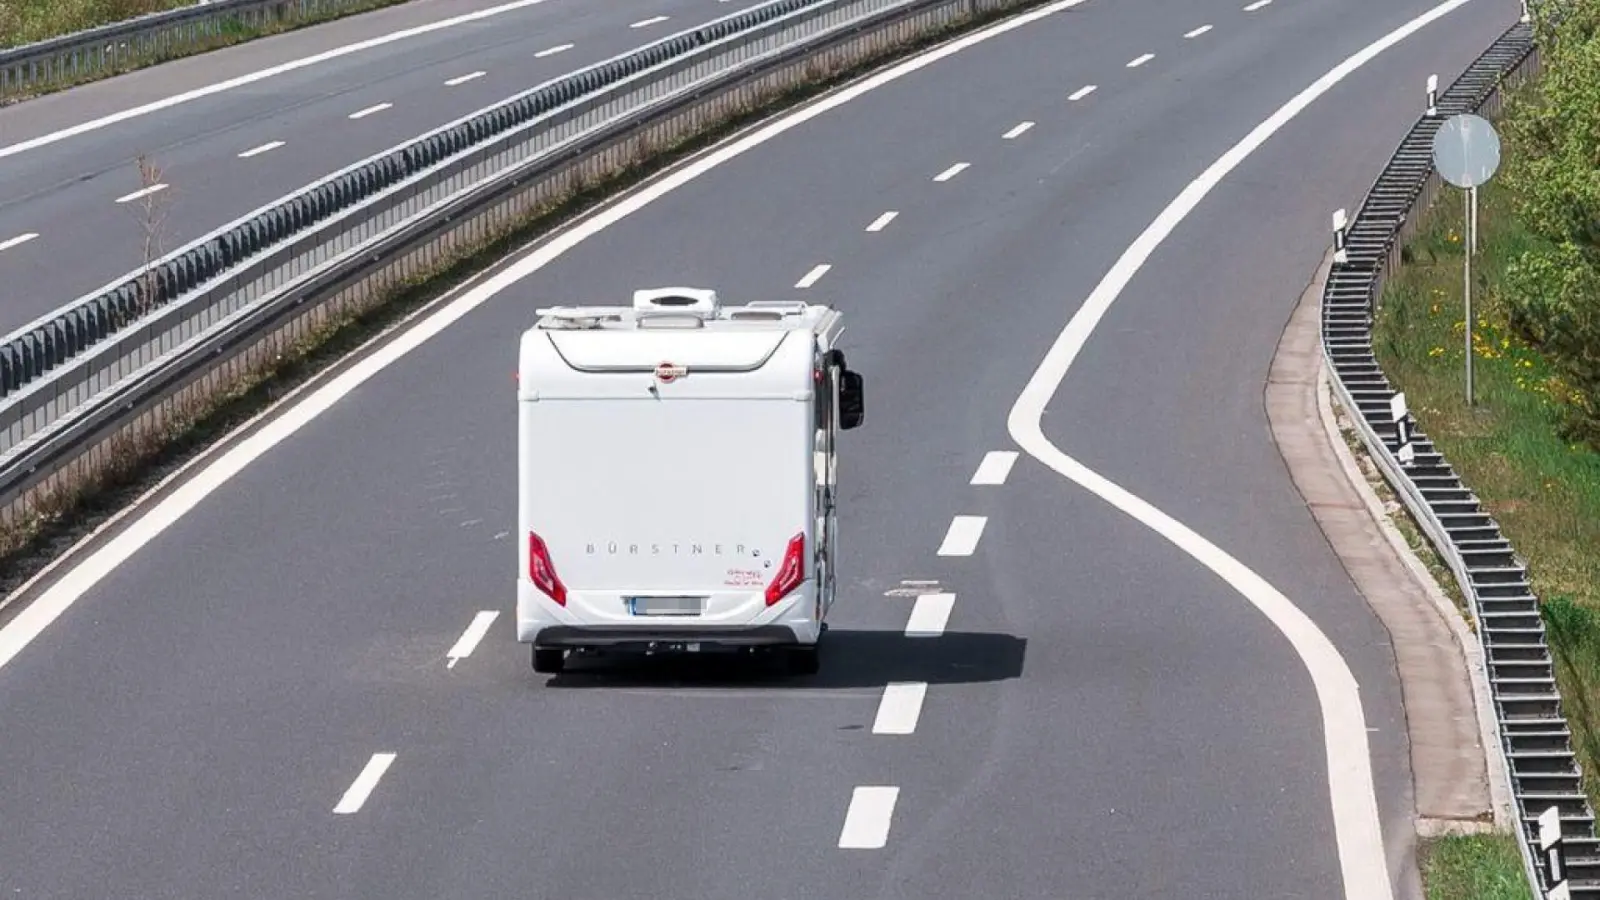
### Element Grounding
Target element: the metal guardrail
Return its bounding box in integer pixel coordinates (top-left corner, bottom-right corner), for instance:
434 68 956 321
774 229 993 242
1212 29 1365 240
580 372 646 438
0 0 1046 524
1319 14 1600 898
0 0 396 101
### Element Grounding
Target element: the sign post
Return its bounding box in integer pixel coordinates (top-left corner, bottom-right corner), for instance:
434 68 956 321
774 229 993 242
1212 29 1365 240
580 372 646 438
1430 111 1501 407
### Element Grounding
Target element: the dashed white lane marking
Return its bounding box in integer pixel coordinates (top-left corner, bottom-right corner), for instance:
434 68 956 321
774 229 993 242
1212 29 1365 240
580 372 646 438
971 450 1019 485
933 162 969 182
872 682 928 734
1185 24 1213 37
446 610 499 668
534 42 574 57
115 183 167 203
630 14 670 27
0 5 1448 892
905 593 955 637
0 0 562 162
0 0 1103 699
348 102 392 119
237 140 285 158
795 263 832 288
838 786 899 849
1126 52 1154 68
0 233 39 252
333 753 396 814
1003 121 1034 139
936 516 986 556
1243 0 1271 10
1007 3 1479 897
1068 84 1096 100
444 70 486 85
865 211 898 232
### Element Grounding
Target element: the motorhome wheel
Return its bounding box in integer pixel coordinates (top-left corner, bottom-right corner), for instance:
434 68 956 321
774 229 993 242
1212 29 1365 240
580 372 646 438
786 644 820 676
533 647 566 674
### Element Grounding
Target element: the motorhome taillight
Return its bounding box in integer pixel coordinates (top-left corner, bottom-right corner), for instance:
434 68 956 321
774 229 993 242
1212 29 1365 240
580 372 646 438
765 532 807 606
528 531 567 606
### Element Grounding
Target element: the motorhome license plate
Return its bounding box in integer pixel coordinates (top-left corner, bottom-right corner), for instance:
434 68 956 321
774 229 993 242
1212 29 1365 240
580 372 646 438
626 596 704 616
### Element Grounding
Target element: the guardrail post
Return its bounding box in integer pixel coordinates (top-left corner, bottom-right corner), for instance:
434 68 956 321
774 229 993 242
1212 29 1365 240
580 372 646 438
1390 392 1417 467
1539 805 1569 896
1426 74 1438 116
1332 208 1348 264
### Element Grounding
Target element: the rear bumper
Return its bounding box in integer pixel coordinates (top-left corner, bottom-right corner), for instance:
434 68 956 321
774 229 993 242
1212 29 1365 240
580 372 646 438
533 624 802 648
516 580 821 647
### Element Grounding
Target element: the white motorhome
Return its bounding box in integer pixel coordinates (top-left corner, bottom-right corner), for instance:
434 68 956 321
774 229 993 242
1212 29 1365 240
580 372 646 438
515 287 864 676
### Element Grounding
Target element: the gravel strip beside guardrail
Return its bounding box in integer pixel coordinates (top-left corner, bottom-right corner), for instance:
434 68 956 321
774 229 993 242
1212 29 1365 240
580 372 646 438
1318 14 1600 898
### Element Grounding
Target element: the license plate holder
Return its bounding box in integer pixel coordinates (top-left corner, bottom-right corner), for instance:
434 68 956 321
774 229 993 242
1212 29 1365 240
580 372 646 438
626 595 705 617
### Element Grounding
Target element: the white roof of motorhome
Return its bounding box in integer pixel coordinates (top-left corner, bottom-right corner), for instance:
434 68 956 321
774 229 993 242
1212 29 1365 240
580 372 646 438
518 288 843 396
530 288 839 334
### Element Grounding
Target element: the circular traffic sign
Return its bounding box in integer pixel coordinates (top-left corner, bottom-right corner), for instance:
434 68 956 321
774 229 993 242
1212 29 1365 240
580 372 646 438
1432 113 1501 189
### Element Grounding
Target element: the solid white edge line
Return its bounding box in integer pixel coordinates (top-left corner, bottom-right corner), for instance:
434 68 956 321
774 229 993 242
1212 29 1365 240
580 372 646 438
872 682 928 734
904 593 955 637
1005 1 1478 896
936 515 986 556
0 233 40 252
534 42 574 57
1068 84 1096 100
1002 121 1034 138
838 786 899 848
445 70 487 86
348 102 393 119
971 450 1019 485
865 211 898 231
446 610 500 667
0 0 1092 677
332 752 396 814
114 184 168 204
1127 52 1154 67
1185 24 1214 37
933 162 969 181
237 140 285 158
795 263 832 288
0 0 561 161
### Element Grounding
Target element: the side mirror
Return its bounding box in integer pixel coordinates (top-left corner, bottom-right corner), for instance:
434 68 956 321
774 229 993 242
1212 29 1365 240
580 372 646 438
839 369 864 430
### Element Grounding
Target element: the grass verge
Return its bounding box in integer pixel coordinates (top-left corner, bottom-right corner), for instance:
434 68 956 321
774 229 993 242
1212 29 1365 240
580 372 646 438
0 0 1045 607
1372 161 1600 809
0 0 417 105
1419 831 1534 900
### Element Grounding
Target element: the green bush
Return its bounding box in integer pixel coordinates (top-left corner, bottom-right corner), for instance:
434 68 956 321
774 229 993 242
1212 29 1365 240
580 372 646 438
1498 0 1600 449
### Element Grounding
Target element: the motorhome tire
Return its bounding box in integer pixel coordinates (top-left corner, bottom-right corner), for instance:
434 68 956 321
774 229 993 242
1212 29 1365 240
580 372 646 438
533 647 566 673
786 644 820 676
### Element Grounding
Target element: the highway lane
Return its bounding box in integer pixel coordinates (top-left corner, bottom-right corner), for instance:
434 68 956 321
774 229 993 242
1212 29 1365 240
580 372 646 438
0 0 770 335
0 0 1516 897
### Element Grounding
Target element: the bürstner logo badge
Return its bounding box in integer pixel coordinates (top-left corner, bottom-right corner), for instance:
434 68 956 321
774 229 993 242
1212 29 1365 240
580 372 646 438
654 361 687 383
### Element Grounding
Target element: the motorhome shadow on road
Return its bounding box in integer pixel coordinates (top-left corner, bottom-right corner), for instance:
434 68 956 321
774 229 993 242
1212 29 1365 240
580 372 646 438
539 630 1029 689
516 288 866 679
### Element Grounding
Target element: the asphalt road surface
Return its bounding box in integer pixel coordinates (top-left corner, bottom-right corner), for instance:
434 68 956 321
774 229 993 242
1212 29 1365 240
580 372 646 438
0 0 773 335
0 0 1518 897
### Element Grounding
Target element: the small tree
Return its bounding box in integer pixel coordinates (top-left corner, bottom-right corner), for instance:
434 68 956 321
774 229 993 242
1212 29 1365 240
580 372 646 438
130 154 173 321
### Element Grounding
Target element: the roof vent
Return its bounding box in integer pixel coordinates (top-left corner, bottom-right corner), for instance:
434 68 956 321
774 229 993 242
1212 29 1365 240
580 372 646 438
744 300 808 315
535 306 619 329
632 287 720 316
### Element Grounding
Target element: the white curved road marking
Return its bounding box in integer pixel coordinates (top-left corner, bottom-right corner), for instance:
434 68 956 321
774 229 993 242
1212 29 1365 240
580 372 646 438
0 2 1477 893
1008 0 1478 896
